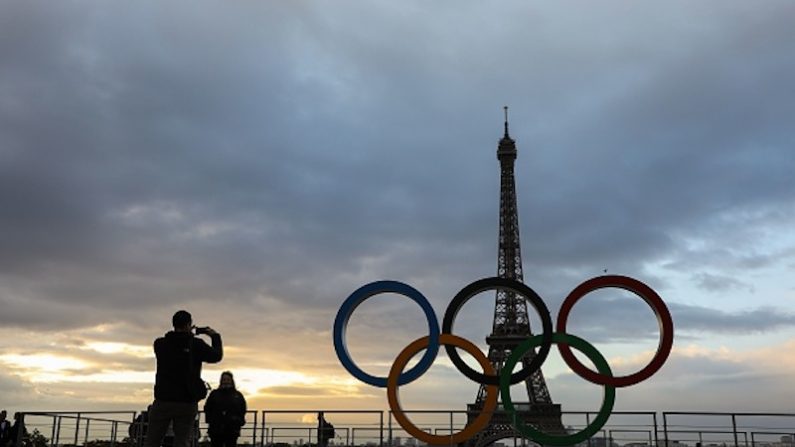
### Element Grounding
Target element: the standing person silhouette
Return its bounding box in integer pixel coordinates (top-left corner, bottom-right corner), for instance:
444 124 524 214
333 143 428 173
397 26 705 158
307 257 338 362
317 412 334 447
0 411 10 447
6 413 26 447
204 371 247 447
145 310 223 447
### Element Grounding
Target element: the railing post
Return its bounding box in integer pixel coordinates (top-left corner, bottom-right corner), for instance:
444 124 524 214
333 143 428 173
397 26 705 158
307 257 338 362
586 412 592 447
449 411 454 447
387 411 391 447
663 413 669 447
110 421 117 447
262 427 268 447
653 412 659 447
84 418 91 445
249 411 255 447
732 414 739 447
75 413 81 447
55 415 63 447
381 411 385 447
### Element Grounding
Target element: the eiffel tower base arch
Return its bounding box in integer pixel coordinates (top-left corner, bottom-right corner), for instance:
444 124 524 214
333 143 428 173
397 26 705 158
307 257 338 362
463 403 566 447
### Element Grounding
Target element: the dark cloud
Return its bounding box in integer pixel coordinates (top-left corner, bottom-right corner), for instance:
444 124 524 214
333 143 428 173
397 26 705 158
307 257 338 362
692 272 754 293
670 303 795 335
561 295 795 343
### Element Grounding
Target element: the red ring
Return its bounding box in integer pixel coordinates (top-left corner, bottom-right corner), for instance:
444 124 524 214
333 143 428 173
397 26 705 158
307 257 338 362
556 275 674 387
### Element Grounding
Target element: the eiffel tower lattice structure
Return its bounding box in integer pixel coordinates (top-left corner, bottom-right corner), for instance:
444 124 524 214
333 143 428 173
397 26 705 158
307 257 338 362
465 108 566 447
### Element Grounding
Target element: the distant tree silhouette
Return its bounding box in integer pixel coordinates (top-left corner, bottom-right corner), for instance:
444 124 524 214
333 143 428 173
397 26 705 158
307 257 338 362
28 429 48 447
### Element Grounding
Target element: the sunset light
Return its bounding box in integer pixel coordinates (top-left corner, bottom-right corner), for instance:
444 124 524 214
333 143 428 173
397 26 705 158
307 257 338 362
0 353 89 372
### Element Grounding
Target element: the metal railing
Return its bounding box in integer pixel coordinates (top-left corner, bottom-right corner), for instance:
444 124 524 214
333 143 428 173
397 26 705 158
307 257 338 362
260 410 384 447
13 410 795 447
662 413 795 447
21 411 137 447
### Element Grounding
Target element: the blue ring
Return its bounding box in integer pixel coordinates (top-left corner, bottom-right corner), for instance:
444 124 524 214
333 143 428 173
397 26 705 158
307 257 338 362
333 280 440 387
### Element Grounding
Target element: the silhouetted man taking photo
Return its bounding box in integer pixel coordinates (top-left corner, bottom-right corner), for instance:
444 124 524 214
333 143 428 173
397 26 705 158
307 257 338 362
145 310 223 447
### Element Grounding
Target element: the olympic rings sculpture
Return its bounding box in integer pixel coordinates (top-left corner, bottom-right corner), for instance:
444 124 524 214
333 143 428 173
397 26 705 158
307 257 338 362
333 275 673 446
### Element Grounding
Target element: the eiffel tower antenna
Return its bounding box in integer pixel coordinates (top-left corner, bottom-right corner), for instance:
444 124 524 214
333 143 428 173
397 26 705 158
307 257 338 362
465 108 565 447
504 106 510 137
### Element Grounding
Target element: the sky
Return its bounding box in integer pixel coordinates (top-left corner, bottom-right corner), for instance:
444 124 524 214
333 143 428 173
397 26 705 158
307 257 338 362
1 0 795 427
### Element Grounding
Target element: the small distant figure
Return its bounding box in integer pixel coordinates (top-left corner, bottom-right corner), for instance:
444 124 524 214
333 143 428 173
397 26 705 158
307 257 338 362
144 310 223 447
7 413 27 447
129 407 150 447
131 409 177 447
317 412 334 447
0 411 10 447
131 406 174 447
204 371 247 447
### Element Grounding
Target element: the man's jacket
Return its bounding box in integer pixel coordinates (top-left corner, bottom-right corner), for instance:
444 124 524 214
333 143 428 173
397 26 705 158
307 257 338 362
153 331 223 402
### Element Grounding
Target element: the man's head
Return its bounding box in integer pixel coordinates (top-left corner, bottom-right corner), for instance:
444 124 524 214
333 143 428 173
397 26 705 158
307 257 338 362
172 310 192 331
0 410 6 421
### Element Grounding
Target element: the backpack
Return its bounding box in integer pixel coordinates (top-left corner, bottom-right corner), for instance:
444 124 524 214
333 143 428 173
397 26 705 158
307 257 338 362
322 421 335 440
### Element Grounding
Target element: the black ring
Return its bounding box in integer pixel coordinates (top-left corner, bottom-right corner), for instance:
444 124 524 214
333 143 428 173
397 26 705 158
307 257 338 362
442 277 553 386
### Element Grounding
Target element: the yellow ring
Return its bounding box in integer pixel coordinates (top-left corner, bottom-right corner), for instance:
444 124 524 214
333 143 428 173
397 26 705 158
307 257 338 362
387 334 498 445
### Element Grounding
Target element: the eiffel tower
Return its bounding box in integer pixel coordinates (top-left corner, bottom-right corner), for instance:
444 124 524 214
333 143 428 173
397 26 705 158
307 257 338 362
465 108 566 447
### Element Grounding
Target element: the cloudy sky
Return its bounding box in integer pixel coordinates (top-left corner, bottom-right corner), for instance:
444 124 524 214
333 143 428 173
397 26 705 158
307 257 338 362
1 0 795 428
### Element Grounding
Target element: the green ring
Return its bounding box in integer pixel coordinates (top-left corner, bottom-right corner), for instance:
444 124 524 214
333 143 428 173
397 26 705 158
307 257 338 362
500 332 616 446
